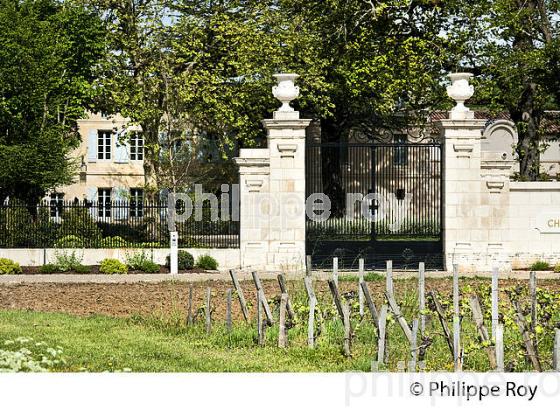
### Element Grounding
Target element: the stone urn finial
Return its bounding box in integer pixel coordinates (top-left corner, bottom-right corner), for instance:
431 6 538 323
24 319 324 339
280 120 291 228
447 73 474 115
272 73 300 112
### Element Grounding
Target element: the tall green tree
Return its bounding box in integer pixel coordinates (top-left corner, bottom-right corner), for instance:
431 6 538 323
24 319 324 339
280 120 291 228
0 0 105 205
451 0 560 180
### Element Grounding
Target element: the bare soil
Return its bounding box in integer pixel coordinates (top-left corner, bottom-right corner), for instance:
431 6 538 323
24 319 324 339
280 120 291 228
2 278 560 321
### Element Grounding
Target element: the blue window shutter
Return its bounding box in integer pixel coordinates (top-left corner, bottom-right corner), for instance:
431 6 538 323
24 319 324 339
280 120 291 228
86 187 97 218
87 130 97 162
115 138 129 163
112 187 129 220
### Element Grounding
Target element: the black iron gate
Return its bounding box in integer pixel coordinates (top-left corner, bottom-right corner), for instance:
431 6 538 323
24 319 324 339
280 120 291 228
305 141 443 269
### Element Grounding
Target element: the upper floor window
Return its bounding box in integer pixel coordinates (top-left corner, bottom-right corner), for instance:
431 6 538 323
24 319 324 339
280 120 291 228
98 188 112 218
49 193 64 218
98 131 112 160
130 133 144 161
393 134 408 166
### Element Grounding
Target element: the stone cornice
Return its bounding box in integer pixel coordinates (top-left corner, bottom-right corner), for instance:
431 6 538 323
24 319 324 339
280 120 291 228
262 118 312 130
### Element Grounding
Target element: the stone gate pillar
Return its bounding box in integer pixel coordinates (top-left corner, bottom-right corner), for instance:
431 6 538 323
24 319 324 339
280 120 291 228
235 74 311 272
437 73 487 271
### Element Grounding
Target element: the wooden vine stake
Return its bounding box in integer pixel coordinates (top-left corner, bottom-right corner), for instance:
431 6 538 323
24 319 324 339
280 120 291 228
385 291 413 344
408 319 419 372
360 281 379 332
510 297 542 371
452 263 462 371
251 271 274 325
495 324 504 372
554 329 560 372
277 274 295 321
327 279 345 321
453 316 462 371
229 269 249 322
418 262 426 334
205 287 212 334
278 293 288 348
358 258 365 319
386 260 393 296
226 288 232 333
186 285 194 326
491 266 499 338
256 293 266 347
342 300 352 357
333 257 339 286
430 290 454 359
377 305 389 365
469 295 497 369
304 276 317 348
529 271 537 332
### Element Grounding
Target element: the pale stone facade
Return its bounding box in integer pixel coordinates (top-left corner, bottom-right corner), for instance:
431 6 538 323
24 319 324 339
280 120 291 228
51 112 145 203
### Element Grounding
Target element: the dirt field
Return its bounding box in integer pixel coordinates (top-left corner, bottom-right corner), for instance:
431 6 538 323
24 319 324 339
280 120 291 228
2 278 560 321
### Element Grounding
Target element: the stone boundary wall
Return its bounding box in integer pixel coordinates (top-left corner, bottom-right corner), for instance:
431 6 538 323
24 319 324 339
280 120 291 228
0 248 241 269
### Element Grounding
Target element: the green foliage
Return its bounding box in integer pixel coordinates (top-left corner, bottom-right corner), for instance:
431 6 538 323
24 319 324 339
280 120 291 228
530 261 551 271
99 236 129 248
49 250 85 272
99 258 128 275
0 0 105 203
166 250 194 271
59 208 102 247
126 251 160 273
39 264 58 274
0 258 22 275
195 255 219 270
0 204 58 247
0 336 65 372
54 235 84 249
554 264 560 273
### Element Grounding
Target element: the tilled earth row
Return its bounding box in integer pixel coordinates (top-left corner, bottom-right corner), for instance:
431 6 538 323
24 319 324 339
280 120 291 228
0 278 558 321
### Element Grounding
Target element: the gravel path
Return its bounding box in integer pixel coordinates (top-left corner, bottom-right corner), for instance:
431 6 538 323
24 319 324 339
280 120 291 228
0 270 559 283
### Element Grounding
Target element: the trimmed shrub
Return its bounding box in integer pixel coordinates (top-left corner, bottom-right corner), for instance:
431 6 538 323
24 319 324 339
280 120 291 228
59 208 102 247
554 264 560 273
99 258 128 274
126 251 160 273
54 235 84 248
0 258 22 275
39 264 58 274
99 236 128 248
166 250 194 270
529 260 551 271
74 264 91 274
195 254 219 270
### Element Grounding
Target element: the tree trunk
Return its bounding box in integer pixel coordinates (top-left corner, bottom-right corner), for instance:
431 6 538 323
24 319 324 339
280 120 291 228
512 82 541 181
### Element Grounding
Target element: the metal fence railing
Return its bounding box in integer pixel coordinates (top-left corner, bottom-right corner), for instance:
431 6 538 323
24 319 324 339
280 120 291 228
0 201 239 249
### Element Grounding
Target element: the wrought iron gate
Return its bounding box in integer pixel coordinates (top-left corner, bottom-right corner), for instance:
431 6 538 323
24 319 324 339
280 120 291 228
305 141 443 269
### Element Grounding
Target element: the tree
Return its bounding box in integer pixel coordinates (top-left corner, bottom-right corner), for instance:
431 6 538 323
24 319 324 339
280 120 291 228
451 0 560 180
0 0 105 205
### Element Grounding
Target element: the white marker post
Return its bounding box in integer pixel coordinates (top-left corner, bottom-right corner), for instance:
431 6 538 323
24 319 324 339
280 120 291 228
170 231 178 274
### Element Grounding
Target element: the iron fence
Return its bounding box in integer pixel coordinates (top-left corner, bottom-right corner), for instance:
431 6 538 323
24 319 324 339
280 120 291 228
0 200 239 249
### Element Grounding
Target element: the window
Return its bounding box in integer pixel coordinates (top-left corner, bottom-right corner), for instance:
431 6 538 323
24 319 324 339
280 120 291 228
97 131 112 160
130 133 144 161
49 193 64 218
393 134 408 166
130 188 144 218
98 188 112 218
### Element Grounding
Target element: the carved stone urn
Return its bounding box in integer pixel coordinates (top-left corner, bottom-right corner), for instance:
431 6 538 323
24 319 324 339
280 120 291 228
272 73 300 112
447 73 474 114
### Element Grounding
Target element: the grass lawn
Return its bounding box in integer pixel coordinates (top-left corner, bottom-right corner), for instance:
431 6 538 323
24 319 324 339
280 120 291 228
0 310 374 372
